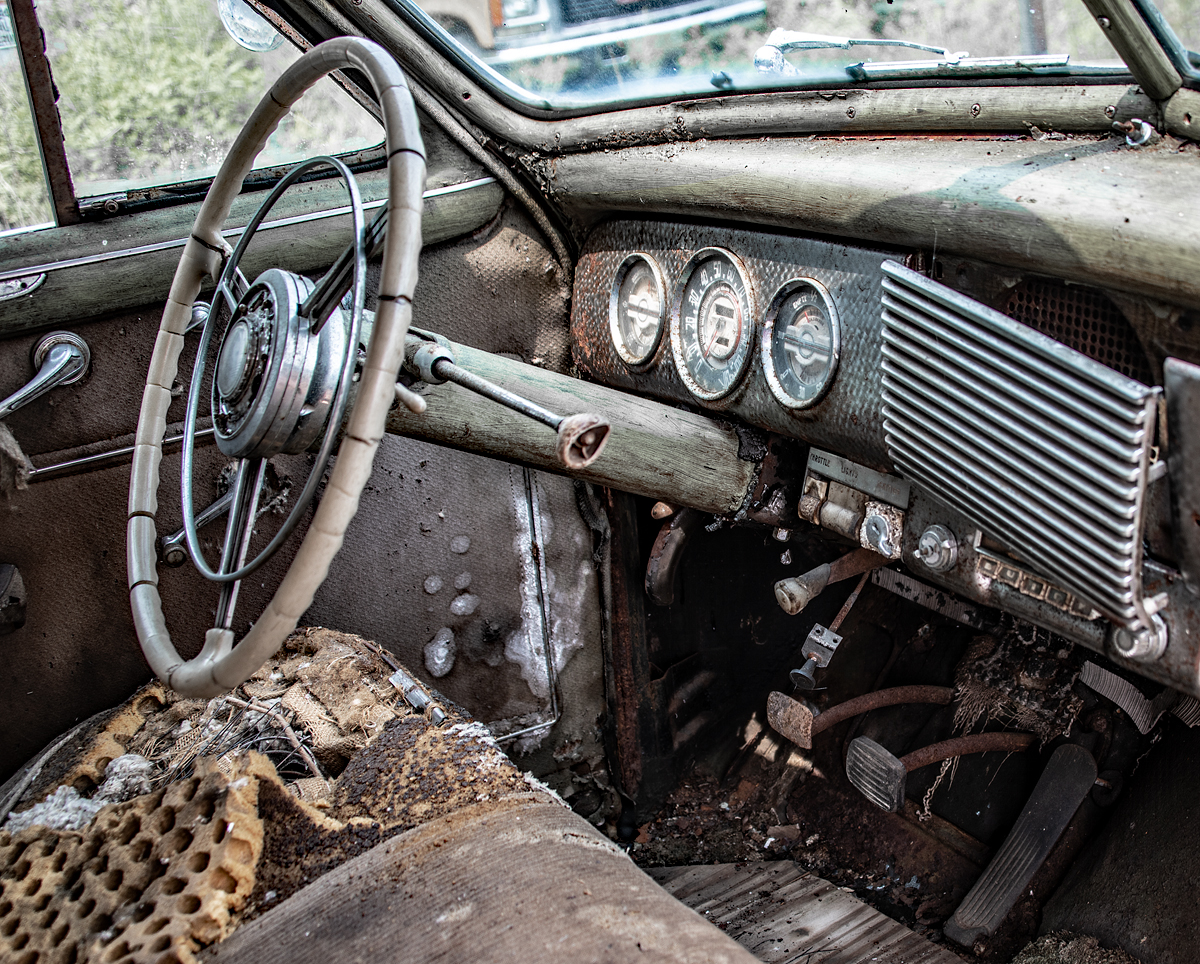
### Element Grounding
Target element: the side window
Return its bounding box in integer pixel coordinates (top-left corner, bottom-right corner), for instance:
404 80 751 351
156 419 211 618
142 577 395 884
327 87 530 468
0 1 53 233
35 0 381 200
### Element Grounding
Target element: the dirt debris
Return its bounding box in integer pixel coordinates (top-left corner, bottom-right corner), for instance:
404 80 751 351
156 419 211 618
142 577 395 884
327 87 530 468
1011 933 1144 964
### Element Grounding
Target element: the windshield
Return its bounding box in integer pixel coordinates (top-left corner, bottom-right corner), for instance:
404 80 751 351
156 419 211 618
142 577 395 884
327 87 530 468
395 0 1128 111
1139 0 1200 75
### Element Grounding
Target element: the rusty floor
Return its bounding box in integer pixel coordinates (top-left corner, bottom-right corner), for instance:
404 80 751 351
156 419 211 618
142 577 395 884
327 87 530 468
648 862 963 964
629 712 993 962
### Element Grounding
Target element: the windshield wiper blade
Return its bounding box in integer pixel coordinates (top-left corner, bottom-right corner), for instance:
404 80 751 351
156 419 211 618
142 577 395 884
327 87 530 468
754 28 958 75
752 29 1077 81
846 53 1073 81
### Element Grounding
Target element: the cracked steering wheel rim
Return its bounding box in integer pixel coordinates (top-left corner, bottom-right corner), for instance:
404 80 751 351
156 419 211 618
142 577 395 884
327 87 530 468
127 37 425 698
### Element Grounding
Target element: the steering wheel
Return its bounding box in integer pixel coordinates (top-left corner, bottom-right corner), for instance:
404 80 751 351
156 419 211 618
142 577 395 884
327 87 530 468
127 38 426 698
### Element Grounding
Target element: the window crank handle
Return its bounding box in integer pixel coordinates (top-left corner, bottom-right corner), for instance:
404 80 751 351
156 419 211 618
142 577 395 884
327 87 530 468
0 331 90 420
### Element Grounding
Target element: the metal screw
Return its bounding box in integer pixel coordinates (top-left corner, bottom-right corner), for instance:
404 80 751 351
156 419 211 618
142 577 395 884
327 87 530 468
1110 615 1168 661
1104 104 1117 118
846 106 856 119
1097 15 1111 27
970 103 981 117
103 198 120 214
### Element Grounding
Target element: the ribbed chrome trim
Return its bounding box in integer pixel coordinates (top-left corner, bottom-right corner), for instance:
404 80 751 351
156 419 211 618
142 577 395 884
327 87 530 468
879 260 1160 630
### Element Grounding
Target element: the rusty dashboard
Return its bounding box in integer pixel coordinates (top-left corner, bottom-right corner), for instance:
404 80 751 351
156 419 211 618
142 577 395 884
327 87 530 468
569 219 1199 699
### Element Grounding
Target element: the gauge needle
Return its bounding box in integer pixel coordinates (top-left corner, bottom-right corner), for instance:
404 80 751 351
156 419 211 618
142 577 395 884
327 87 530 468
705 321 725 357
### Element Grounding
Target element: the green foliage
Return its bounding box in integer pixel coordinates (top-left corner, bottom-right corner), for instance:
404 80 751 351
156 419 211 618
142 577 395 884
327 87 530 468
0 51 53 232
0 0 380 231
39 0 266 193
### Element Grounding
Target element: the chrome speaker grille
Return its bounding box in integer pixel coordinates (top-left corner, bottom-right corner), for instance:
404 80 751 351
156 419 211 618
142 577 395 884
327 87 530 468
879 261 1161 630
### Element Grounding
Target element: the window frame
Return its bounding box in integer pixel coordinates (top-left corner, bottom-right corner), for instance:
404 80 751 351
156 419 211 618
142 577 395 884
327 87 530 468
5 0 388 230
1132 0 1200 88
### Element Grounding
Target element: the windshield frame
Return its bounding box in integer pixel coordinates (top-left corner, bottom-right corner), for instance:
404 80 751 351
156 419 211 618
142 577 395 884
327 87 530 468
382 0 1142 119
1132 0 1200 86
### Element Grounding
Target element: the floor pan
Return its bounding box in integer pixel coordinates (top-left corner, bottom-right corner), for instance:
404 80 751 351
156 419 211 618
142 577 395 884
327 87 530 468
649 862 965 964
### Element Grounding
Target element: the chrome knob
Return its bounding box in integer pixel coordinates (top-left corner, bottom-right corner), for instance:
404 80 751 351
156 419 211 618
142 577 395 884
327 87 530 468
915 524 958 572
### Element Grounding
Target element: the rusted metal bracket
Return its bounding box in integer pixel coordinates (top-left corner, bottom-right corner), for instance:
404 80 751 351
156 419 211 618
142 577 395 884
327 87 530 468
9 0 79 226
644 507 703 607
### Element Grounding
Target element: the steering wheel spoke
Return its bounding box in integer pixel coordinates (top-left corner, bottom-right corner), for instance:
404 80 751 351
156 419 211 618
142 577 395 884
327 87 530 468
212 457 267 629
127 38 426 696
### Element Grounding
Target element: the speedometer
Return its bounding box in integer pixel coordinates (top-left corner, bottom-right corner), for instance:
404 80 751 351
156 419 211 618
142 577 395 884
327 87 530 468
761 279 840 408
670 248 755 401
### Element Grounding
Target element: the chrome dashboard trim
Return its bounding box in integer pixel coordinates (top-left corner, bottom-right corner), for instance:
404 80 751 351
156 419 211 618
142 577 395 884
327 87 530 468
0 177 497 285
879 260 1161 631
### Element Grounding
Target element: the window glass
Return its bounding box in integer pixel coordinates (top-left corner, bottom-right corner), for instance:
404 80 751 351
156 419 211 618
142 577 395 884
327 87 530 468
1145 0 1200 61
402 0 1124 110
0 1 54 233
37 0 382 198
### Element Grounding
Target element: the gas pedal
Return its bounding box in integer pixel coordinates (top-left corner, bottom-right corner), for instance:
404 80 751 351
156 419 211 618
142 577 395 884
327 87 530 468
943 743 1097 948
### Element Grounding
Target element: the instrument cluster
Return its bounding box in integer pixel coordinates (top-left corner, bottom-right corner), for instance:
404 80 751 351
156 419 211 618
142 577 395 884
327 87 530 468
571 221 895 468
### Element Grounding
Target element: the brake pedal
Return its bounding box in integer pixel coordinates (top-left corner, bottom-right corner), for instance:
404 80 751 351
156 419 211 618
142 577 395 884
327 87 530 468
846 731 1037 813
943 743 1097 948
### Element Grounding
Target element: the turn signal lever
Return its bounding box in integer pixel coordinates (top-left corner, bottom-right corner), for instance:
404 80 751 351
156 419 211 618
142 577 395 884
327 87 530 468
0 331 90 419
403 332 611 470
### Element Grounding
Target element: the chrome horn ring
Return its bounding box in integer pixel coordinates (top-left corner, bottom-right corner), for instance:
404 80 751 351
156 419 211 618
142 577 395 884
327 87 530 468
180 154 366 585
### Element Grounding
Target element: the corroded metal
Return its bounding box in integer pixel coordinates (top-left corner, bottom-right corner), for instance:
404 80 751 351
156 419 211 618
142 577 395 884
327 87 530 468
572 220 895 469
645 507 702 607
768 685 956 749
8 0 79 225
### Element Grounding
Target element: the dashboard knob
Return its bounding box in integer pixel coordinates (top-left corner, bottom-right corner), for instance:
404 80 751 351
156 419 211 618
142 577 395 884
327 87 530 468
915 524 958 572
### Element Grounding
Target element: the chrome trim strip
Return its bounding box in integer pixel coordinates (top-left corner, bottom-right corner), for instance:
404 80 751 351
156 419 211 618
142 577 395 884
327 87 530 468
0 176 498 284
28 427 216 482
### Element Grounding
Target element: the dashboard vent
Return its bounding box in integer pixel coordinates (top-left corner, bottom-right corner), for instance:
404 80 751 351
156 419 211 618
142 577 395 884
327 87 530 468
879 261 1161 630
1003 278 1154 384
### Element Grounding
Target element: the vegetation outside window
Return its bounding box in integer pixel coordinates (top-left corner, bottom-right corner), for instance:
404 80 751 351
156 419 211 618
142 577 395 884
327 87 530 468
35 0 382 201
0 0 54 234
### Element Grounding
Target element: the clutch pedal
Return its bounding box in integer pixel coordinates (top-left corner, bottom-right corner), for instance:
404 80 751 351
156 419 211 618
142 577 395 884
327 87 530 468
943 743 1097 948
846 731 1037 813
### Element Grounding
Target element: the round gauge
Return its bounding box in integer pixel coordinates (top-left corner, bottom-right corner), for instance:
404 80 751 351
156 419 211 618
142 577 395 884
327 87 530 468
761 279 841 409
670 248 755 401
610 254 667 367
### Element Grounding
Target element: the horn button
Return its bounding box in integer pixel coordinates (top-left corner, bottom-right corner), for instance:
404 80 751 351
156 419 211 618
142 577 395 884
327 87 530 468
212 268 347 460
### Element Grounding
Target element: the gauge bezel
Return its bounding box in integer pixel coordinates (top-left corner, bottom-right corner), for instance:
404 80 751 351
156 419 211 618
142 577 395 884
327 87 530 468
609 252 668 369
760 277 841 410
669 247 757 402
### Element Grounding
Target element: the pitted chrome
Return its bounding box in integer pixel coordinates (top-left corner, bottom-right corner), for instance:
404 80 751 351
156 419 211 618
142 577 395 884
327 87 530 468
211 268 347 460
180 155 366 584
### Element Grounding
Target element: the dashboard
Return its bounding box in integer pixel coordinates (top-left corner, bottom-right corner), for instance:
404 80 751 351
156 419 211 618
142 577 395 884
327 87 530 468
569 219 1198 699
571 220 898 471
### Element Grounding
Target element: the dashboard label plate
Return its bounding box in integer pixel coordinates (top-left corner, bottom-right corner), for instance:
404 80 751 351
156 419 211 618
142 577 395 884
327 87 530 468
806 448 910 508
